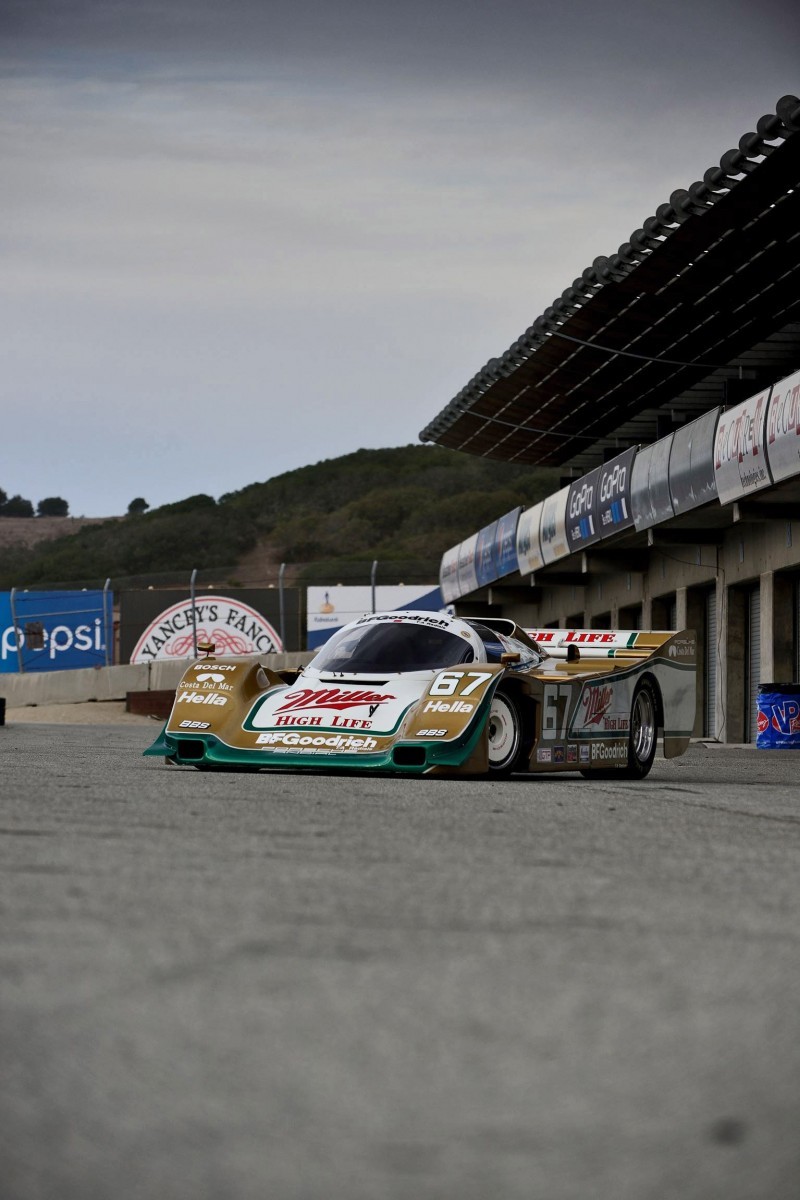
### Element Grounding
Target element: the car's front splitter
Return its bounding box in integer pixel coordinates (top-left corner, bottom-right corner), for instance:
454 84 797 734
145 718 489 776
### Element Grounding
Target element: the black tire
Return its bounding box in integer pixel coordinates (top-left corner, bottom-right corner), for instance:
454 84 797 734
624 679 659 779
580 679 659 780
486 689 530 776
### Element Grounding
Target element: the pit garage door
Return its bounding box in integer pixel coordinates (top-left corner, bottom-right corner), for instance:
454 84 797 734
745 586 761 744
705 590 717 739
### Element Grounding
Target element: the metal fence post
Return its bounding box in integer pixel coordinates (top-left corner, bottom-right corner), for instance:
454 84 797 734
371 559 378 613
103 578 112 666
9 587 23 674
279 562 286 650
190 568 198 657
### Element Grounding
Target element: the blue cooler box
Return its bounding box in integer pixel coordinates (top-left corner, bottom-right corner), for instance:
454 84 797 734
757 683 800 749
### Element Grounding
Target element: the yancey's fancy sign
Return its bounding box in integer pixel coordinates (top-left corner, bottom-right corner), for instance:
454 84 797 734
130 594 282 663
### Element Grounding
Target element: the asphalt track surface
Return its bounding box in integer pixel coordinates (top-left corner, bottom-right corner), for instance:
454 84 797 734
1 722 799 1200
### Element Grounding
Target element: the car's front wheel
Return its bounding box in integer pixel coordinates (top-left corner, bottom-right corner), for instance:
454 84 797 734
487 689 530 776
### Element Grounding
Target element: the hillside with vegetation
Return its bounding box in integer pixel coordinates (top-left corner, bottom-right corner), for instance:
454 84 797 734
0 445 560 589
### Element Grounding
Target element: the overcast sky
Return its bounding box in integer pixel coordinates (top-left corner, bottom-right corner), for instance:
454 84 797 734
1 0 797 516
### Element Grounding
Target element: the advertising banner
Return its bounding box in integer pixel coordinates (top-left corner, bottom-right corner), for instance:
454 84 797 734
540 486 570 564
631 435 675 531
566 467 601 551
669 408 719 515
0 589 113 674
493 508 522 578
122 590 287 663
475 520 499 588
457 533 480 597
307 584 445 649
439 544 461 604
516 501 545 575
766 367 800 485
596 448 636 536
714 388 772 505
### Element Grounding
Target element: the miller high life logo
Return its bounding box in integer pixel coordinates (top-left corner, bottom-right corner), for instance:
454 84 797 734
582 685 612 726
274 687 396 714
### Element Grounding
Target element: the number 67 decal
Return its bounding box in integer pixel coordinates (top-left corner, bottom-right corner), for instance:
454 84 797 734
542 683 572 739
430 671 494 697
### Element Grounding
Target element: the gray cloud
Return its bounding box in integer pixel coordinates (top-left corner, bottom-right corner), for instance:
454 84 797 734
1 0 798 514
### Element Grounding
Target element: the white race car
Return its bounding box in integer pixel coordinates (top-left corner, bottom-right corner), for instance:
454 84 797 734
146 611 696 779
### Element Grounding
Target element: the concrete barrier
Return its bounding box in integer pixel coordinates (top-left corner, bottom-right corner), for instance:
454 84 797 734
3 652 315 708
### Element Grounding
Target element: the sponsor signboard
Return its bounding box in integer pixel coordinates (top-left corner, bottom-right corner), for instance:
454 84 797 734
0 589 113 674
475 520 499 588
457 533 480 597
540 486 570 564
566 467 601 551
439 544 461 604
307 584 445 649
516 501 545 575
766 367 800 485
468 508 523 588
631 435 675 531
596 448 636 535
307 585 443 652
127 593 282 663
714 388 772 505
493 508 522 578
669 408 719 515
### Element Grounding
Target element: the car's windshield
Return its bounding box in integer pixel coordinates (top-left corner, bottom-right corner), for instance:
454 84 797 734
312 620 475 674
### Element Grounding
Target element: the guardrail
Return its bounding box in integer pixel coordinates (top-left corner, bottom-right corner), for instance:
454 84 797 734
2 652 315 710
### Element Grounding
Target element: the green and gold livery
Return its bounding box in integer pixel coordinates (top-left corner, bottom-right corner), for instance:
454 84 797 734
146 611 696 779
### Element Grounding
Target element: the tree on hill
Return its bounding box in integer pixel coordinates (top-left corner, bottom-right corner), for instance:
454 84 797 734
0 446 560 588
127 497 150 516
37 496 69 517
1 493 35 517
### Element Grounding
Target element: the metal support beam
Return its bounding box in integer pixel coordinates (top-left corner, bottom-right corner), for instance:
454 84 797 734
647 528 726 547
733 501 800 522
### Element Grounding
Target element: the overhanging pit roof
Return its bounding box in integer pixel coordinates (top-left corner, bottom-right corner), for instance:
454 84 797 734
420 95 800 474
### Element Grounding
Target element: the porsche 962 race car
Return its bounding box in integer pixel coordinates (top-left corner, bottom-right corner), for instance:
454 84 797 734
145 610 696 779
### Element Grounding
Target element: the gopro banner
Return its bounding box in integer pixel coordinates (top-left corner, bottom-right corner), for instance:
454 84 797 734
566 467 601 551
596 448 636 536
0 590 113 673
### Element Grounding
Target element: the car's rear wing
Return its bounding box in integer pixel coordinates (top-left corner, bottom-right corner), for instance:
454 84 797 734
525 629 679 660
